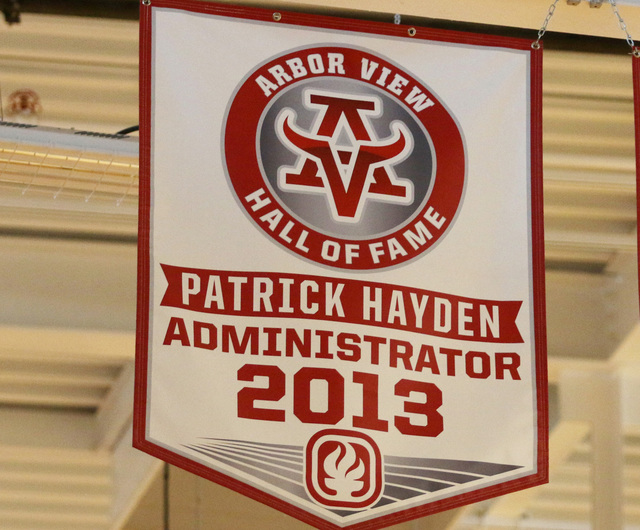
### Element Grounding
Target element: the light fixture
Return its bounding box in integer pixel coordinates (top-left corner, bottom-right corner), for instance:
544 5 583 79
0 121 139 213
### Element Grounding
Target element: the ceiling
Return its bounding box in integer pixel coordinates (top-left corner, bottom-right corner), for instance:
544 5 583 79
0 1 639 528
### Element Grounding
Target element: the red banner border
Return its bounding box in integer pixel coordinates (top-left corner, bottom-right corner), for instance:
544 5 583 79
134 2 549 529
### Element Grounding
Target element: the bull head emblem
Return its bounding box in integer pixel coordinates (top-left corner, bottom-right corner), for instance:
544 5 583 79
276 90 414 223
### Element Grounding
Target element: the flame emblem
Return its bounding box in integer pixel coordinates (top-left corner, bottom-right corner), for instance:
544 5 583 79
305 429 383 509
323 442 367 498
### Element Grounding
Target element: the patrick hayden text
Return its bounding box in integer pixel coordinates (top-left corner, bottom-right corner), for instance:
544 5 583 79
160 265 524 344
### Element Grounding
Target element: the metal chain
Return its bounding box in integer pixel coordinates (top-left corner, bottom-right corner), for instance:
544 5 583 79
609 0 640 55
532 0 560 49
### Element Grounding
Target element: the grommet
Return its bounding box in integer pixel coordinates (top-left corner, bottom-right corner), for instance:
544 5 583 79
531 41 541 50
273 12 282 21
142 0 150 5
408 27 416 37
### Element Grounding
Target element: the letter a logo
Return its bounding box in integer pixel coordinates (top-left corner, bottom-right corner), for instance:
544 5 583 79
276 90 414 223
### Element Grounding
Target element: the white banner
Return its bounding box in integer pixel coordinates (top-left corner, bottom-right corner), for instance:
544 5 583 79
135 2 548 528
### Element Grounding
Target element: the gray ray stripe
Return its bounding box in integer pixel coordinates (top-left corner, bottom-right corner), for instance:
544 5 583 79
383 480 451 501
187 444 303 483
203 438 303 454
384 465 482 484
186 445 309 500
385 473 457 492
384 456 521 476
328 495 399 518
199 442 303 470
331 509 360 517
207 442 303 463
373 496 400 507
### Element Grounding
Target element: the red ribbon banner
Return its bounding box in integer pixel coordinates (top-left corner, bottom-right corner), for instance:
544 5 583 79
160 264 523 344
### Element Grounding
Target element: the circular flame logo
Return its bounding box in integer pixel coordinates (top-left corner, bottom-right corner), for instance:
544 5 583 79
305 429 383 509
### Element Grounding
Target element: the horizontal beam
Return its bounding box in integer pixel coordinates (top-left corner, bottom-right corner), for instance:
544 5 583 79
544 204 636 222
0 509 110 528
548 357 608 384
0 469 110 489
0 370 113 388
2 489 110 508
0 389 103 409
0 444 110 468
0 325 135 364
545 230 637 252
8 1 640 53
19 0 139 20
544 152 636 173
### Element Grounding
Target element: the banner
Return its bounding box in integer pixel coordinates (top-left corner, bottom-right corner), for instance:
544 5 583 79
135 2 548 528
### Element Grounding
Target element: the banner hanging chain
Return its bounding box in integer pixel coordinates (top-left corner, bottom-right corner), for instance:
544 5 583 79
532 0 560 49
609 0 640 56
533 0 639 55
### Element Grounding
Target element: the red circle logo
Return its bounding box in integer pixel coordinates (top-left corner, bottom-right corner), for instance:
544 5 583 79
305 429 383 509
224 46 465 269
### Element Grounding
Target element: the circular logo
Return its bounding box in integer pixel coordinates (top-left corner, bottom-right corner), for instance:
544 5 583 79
305 429 383 509
224 46 465 270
